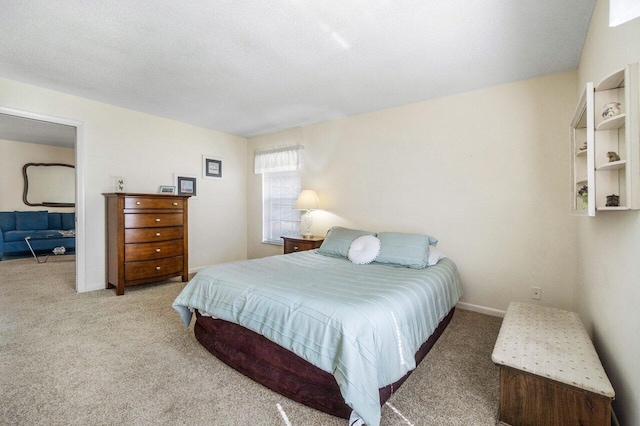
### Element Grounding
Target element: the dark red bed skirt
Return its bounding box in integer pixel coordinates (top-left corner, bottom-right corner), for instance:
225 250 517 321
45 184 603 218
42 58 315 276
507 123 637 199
194 308 455 419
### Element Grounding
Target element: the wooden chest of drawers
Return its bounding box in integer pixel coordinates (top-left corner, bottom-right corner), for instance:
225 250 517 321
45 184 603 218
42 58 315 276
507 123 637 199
104 193 190 295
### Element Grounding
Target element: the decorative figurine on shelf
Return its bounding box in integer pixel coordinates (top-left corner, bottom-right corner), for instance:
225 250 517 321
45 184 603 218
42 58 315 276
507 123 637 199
602 102 621 118
579 141 588 151
577 185 588 209
112 176 125 192
607 152 620 162
606 194 620 207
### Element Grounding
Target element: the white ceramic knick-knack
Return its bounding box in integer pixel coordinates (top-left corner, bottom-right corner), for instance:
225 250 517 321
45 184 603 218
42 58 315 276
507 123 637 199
112 176 126 192
602 102 621 118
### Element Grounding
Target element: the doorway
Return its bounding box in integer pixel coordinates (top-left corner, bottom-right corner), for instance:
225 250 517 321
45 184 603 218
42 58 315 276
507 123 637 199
0 106 85 292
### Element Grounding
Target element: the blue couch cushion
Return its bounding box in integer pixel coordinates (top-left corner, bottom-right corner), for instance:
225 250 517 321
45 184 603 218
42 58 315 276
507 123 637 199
48 213 62 230
4 230 63 242
61 213 75 230
0 211 16 232
15 211 48 231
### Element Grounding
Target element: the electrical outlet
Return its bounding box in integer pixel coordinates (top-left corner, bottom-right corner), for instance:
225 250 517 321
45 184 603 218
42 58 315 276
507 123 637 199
531 286 542 300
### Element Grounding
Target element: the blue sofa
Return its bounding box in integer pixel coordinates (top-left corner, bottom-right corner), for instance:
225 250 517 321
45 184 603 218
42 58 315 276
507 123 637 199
0 211 76 260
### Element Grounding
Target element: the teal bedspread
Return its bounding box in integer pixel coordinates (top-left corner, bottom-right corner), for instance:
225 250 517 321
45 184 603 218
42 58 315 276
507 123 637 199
173 251 462 426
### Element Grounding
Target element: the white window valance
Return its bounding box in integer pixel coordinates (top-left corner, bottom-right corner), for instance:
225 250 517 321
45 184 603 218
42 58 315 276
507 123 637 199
254 144 304 174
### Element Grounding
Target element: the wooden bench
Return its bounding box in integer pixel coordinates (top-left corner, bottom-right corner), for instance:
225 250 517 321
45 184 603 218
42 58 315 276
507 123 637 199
492 302 615 426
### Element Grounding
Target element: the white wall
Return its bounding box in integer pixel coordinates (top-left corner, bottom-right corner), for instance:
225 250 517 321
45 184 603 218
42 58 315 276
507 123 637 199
0 139 75 212
0 77 248 291
577 1 640 424
248 70 579 314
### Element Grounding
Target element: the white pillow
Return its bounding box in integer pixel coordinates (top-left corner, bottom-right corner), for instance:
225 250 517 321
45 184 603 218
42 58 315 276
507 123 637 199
427 246 447 266
348 235 381 265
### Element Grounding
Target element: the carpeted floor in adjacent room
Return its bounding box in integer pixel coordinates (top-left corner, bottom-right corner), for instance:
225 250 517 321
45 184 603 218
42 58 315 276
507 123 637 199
0 256 503 425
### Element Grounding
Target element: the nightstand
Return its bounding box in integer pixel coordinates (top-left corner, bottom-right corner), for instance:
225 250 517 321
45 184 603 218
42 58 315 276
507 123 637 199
282 236 324 254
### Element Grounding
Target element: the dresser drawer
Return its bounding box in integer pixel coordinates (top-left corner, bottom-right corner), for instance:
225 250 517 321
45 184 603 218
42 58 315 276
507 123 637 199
284 239 316 253
124 197 183 210
125 256 184 281
125 227 183 243
125 240 184 262
124 213 183 228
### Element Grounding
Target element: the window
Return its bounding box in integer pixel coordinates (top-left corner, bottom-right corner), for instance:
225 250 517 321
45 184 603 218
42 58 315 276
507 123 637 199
262 170 301 244
255 144 304 244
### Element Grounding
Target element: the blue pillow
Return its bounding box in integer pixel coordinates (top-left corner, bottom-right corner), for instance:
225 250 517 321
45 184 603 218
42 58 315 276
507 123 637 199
374 232 438 269
15 211 49 231
317 226 376 258
61 213 75 230
0 211 17 232
48 213 62 230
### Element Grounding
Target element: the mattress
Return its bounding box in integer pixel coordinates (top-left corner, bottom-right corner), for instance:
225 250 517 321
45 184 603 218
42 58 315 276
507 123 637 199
173 250 462 426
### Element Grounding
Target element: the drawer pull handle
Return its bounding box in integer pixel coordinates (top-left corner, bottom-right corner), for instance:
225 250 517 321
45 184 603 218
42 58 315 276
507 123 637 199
156 266 161 271
155 218 161 222
172 202 178 206
156 248 161 253
294 246 299 250
155 232 161 237
136 201 141 205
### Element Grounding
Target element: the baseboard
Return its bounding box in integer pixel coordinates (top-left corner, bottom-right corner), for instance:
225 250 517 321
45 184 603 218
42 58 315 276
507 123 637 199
83 283 103 293
189 266 206 274
456 301 506 318
612 408 620 426
84 270 202 293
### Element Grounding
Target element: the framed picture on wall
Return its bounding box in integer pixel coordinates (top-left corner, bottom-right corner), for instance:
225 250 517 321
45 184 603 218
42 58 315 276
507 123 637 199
202 155 223 179
174 173 198 199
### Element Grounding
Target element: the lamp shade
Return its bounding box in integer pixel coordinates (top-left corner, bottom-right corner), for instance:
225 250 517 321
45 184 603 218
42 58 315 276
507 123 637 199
293 190 323 210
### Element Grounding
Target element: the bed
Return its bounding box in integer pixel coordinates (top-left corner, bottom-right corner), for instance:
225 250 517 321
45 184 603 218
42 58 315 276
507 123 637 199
174 247 462 426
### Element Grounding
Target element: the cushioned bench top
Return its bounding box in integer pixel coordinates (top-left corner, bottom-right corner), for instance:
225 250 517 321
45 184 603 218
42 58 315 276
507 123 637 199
492 302 615 398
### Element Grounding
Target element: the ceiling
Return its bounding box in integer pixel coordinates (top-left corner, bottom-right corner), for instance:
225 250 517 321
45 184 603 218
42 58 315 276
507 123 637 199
0 0 596 138
0 114 76 148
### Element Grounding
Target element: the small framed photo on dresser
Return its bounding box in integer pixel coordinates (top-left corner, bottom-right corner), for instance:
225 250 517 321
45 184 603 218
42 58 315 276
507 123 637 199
158 185 176 194
174 173 198 199
203 155 223 179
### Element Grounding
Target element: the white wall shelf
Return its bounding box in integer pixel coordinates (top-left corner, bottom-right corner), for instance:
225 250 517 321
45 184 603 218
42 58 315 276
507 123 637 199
596 160 627 171
596 114 626 131
570 83 595 216
570 63 640 216
595 69 625 91
597 206 629 211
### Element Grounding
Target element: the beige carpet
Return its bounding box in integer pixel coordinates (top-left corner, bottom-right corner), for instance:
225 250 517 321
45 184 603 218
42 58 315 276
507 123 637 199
0 256 502 425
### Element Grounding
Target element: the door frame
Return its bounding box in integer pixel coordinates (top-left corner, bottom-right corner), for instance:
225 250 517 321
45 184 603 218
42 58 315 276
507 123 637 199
0 106 86 292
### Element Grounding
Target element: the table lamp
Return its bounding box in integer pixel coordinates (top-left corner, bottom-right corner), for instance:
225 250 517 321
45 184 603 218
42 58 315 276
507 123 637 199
293 190 323 239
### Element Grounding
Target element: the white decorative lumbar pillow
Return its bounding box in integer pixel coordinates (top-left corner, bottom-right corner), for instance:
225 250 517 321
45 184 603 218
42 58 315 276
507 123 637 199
348 235 381 265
